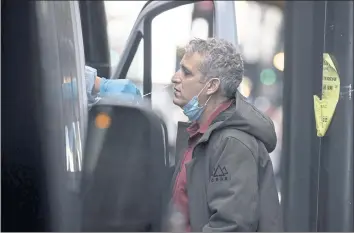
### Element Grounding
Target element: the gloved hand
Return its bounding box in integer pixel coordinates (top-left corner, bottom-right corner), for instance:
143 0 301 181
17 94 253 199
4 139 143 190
85 65 99 106
85 66 142 107
99 78 142 102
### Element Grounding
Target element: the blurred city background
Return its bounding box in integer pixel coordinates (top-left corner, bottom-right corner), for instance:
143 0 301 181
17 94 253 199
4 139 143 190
105 0 284 190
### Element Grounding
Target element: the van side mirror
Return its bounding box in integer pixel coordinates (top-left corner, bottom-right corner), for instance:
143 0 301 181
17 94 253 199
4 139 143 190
80 100 170 231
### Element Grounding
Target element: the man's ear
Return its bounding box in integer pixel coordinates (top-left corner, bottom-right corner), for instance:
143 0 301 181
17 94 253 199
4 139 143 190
206 78 221 95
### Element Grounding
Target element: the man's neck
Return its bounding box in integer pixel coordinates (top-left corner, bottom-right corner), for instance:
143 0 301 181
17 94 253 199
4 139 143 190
197 97 228 126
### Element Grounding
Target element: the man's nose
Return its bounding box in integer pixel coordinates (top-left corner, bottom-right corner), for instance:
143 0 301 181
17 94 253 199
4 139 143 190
171 70 182 84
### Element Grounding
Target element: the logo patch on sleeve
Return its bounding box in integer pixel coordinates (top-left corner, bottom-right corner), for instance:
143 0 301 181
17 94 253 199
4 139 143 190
210 165 230 183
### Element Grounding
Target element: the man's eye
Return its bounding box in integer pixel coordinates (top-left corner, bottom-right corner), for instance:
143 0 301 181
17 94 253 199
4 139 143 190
182 67 191 76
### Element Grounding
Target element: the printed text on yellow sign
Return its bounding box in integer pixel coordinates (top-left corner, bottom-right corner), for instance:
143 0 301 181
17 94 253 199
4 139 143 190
313 53 340 137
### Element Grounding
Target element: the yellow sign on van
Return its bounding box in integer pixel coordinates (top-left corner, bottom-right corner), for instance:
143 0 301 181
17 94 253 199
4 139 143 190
313 53 340 137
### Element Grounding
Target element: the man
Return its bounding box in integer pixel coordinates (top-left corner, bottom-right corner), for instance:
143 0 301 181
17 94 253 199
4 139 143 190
85 65 142 109
170 38 282 232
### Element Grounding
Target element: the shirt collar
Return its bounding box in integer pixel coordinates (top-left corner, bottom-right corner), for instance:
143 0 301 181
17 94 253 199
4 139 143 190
187 99 234 137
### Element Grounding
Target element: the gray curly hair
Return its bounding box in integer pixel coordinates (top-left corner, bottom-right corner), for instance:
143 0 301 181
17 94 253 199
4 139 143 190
184 38 244 99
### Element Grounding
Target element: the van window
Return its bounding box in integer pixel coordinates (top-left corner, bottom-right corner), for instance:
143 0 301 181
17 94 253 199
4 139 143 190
104 1 147 76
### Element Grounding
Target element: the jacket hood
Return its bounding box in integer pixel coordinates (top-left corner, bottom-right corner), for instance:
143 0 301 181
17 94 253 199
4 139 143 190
211 92 277 153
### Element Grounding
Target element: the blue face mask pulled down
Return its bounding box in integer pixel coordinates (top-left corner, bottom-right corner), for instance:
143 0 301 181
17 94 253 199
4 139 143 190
182 82 213 122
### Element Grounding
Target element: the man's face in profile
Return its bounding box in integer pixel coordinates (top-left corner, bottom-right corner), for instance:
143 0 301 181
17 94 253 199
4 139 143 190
171 52 208 108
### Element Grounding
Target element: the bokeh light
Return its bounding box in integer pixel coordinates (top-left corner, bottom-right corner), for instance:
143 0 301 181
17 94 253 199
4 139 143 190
260 68 277 85
273 52 284 71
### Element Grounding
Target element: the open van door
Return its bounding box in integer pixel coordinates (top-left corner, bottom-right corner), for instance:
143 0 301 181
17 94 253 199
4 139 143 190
111 0 238 97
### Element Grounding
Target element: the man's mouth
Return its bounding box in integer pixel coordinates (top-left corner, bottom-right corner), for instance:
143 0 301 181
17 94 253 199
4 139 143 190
174 88 181 97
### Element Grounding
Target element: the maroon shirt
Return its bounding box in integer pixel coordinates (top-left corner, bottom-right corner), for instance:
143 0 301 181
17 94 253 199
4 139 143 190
172 100 234 231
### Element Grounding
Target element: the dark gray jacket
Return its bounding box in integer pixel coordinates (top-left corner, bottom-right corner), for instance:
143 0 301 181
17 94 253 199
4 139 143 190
171 92 283 232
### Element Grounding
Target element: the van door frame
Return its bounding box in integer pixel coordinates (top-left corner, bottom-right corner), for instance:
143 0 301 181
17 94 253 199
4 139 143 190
111 0 239 100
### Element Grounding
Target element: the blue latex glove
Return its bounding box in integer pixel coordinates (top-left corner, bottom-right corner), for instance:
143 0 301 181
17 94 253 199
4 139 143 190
85 66 142 108
99 78 142 102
